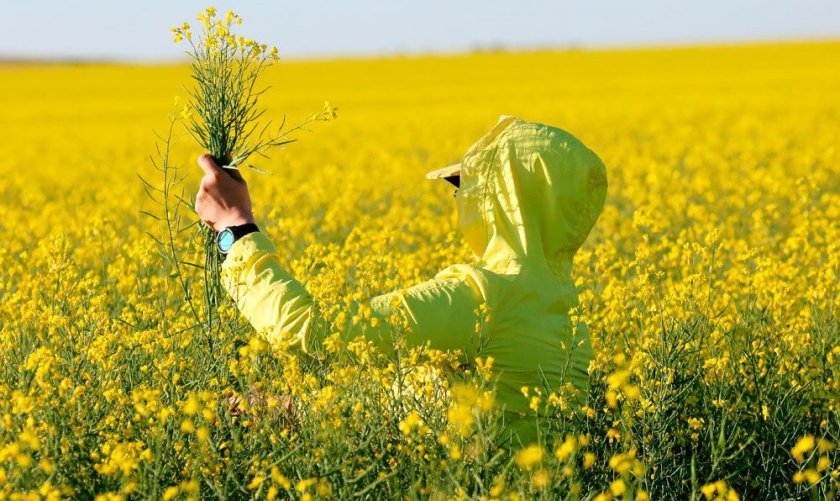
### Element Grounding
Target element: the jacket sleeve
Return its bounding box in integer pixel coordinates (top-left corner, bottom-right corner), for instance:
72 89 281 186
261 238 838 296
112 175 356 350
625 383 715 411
221 232 484 362
221 232 318 355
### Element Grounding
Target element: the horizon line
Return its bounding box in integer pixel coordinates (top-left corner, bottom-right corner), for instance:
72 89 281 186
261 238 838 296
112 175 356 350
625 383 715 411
1 35 837 66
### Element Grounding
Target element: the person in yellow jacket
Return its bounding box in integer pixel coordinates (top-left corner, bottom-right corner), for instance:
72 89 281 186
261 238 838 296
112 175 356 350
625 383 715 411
195 115 608 446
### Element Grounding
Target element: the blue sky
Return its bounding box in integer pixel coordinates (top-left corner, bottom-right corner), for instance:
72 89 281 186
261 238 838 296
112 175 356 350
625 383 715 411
3 0 839 61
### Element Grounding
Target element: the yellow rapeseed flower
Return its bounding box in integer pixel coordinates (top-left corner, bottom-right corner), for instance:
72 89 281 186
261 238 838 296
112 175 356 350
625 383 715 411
515 445 544 470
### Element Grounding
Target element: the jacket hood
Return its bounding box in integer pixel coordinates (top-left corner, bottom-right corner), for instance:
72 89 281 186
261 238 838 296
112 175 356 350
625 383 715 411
456 116 607 277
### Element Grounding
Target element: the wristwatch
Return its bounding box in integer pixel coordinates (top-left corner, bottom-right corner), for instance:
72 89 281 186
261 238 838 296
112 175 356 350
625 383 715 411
217 223 260 255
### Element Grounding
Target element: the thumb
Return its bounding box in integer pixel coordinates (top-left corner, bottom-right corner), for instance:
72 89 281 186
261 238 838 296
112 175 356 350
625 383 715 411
197 153 223 176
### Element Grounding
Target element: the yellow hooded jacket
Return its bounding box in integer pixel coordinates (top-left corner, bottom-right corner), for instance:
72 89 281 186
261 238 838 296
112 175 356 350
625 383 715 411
221 116 608 445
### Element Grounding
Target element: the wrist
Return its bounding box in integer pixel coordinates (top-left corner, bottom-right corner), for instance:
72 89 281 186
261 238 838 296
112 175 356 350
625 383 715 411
216 213 255 232
216 222 260 255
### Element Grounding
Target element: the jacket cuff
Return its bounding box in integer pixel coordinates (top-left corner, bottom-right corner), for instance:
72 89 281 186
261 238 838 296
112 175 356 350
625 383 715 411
222 231 277 268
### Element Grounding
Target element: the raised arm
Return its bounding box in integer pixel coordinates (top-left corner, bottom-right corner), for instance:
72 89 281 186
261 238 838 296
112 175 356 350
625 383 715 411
195 154 484 361
221 231 484 362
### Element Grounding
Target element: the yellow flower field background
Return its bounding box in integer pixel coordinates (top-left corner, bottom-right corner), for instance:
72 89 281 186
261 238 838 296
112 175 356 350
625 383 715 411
0 41 838 499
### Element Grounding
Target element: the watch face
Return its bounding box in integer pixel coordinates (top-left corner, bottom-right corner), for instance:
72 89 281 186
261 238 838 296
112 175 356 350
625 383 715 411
217 228 235 253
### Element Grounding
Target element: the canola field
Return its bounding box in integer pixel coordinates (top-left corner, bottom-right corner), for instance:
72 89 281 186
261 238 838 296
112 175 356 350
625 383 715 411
0 42 838 499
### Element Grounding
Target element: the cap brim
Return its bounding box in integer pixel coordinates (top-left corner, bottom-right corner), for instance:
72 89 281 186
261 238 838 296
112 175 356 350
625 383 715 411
425 163 462 180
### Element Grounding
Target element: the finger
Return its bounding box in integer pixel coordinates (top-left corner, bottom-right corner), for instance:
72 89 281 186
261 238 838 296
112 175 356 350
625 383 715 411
200 174 218 190
197 153 223 176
